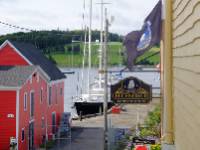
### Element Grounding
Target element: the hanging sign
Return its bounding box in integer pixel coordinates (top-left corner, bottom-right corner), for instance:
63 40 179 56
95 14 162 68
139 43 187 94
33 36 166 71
111 76 152 103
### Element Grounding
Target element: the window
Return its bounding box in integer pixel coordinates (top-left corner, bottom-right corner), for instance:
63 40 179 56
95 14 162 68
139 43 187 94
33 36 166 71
42 117 45 128
55 87 58 104
52 113 56 134
49 86 52 105
24 93 27 111
21 128 25 141
60 88 63 96
30 91 34 117
40 88 43 103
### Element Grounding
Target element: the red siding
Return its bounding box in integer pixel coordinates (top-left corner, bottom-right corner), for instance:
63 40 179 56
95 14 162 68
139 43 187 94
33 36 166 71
0 41 65 149
0 44 29 66
18 71 64 149
0 91 16 150
18 72 48 150
46 82 64 139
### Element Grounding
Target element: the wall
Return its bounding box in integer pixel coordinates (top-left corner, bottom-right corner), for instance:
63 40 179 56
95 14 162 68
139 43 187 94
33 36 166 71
18 71 48 150
0 91 16 150
173 0 200 149
0 44 29 65
0 41 65 149
46 81 64 140
18 71 64 150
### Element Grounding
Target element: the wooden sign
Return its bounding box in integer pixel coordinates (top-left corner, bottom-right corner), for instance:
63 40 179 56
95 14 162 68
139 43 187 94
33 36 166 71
111 76 152 103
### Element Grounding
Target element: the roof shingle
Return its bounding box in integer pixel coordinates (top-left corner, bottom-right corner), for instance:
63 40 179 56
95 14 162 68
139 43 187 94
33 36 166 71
0 66 37 87
9 41 66 81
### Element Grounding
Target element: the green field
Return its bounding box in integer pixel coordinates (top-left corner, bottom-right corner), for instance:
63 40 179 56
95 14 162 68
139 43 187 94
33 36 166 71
51 42 123 67
136 47 160 65
50 42 160 67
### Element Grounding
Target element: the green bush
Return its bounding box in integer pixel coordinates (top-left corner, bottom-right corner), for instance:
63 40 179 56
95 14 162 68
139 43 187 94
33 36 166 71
151 144 161 150
140 105 161 138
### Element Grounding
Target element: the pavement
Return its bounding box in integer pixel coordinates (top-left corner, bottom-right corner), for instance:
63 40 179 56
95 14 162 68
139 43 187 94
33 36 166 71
72 98 160 128
50 98 160 150
50 127 104 150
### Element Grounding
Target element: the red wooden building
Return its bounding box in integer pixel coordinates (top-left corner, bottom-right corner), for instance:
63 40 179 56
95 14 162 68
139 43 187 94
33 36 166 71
0 40 66 150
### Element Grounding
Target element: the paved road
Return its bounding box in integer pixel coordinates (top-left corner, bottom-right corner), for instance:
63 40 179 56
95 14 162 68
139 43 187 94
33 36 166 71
50 127 104 150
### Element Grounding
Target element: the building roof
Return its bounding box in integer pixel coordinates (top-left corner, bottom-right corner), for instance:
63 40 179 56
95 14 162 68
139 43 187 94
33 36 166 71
7 40 66 81
0 66 37 87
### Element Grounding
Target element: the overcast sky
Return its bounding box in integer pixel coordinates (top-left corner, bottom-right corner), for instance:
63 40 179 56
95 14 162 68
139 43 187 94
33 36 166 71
0 0 159 35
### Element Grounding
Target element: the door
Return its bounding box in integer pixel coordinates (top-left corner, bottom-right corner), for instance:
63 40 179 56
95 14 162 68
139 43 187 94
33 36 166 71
29 122 34 150
52 113 56 134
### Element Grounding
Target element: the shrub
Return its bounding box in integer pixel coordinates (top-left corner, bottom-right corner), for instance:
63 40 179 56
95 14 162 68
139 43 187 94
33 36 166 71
140 105 161 138
151 144 161 150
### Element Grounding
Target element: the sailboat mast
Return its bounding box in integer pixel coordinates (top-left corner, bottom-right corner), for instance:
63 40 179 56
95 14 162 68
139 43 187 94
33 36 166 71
88 0 93 96
81 0 87 95
99 0 104 88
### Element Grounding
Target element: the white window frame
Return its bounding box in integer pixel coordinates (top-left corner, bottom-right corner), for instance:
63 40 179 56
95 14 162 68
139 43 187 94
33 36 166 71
24 93 27 111
41 117 45 129
48 86 52 106
30 90 34 118
52 112 56 134
40 88 43 104
55 86 58 104
21 128 25 142
60 87 62 96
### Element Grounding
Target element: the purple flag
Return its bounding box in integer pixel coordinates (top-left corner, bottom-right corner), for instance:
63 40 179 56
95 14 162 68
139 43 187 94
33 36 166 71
124 0 162 70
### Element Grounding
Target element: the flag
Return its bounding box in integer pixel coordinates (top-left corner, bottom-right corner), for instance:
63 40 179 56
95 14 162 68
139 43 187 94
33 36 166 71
124 0 162 70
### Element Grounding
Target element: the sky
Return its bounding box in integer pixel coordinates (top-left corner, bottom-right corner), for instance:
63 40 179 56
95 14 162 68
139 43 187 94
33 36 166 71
0 0 159 36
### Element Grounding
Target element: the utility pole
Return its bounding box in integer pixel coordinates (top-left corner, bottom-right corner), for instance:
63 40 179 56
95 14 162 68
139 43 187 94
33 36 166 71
88 0 93 99
103 8 109 150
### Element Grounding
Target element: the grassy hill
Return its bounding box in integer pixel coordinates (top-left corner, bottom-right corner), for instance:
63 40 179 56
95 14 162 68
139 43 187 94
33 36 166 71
50 42 160 67
50 42 123 67
136 47 160 65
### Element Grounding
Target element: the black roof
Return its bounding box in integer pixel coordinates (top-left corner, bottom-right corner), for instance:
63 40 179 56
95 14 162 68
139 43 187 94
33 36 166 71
9 41 66 81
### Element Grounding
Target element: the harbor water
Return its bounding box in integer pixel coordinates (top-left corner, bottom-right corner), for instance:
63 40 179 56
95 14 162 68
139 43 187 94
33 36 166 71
60 67 160 116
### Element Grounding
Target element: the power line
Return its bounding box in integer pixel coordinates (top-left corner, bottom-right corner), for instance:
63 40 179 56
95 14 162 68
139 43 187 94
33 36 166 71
0 20 36 32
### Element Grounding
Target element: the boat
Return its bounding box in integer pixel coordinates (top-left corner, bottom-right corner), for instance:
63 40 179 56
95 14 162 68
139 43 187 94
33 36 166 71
73 0 114 116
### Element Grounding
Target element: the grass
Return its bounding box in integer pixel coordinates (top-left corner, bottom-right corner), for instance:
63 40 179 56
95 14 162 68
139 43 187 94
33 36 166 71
51 53 83 67
136 47 160 65
51 42 123 67
50 42 160 67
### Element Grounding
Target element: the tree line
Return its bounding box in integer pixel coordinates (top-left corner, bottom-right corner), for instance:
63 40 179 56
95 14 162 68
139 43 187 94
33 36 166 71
0 30 123 54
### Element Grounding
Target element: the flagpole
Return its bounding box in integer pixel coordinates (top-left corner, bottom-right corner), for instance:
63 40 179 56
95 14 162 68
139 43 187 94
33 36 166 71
162 0 174 144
